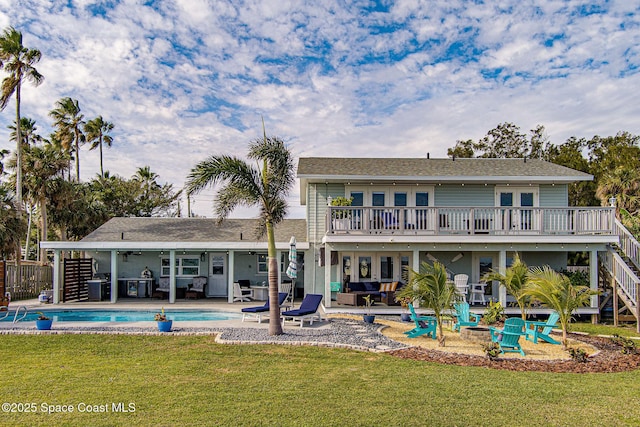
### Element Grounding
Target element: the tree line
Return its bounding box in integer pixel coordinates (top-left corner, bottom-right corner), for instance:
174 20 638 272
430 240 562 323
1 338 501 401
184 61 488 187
448 122 640 236
0 26 179 262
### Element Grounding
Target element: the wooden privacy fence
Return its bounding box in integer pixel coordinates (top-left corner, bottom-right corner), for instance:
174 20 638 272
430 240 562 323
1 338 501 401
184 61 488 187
63 258 93 302
4 261 53 301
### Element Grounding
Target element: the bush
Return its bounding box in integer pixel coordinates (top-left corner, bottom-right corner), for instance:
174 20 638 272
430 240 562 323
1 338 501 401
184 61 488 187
567 347 588 363
610 334 638 355
482 301 505 325
482 342 501 360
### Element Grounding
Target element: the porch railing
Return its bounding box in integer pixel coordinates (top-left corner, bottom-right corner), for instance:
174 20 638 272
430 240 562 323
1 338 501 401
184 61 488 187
600 249 639 322
326 206 615 236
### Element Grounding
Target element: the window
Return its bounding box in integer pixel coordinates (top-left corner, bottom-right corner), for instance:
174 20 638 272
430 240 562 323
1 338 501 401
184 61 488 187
257 254 268 273
380 256 393 281
160 256 200 277
394 192 407 206
358 256 372 280
416 192 429 206
372 192 385 206
350 192 364 206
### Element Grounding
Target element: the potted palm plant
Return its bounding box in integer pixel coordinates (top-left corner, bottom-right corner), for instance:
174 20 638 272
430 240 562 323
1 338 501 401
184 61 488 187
362 295 375 323
330 196 353 230
154 308 172 332
35 312 53 330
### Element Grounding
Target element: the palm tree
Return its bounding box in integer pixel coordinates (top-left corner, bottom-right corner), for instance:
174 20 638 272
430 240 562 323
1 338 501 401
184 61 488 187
396 261 457 346
185 126 295 335
22 143 69 261
0 26 43 208
9 117 42 146
49 97 85 181
482 253 531 320
524 266 598 348
0 184 25 259
595 165 640 217
85 116 114 177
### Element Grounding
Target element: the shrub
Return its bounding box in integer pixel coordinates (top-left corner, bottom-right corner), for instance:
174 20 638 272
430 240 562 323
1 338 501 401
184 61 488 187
567 347 589 363
482 301 505 325
610 334 638 355
482 342 501 360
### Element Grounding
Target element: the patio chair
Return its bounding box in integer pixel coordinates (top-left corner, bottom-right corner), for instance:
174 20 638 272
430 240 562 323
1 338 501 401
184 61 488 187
453 302 481 332
454 274 469 302
242 292 289 323
233 282 254 302
405 303 437 339
525 312 561 345
489 317 526 356
153 277 170 299
279 282 293 305
281 294 324 328
186 276 207 299
469 282 487 305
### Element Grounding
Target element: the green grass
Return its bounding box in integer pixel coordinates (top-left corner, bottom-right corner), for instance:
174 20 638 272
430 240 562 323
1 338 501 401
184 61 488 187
570 322 640 338
2 334 640 426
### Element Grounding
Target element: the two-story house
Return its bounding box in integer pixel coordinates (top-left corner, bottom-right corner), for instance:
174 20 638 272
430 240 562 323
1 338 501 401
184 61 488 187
297 157 632 317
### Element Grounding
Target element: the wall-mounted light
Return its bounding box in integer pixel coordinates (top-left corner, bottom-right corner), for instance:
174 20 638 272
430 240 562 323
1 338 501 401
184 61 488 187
200 252 206 262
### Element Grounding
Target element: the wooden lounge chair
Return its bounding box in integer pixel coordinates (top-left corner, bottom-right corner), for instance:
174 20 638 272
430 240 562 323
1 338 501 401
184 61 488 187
489 317 526 356
405 303 437 339
242 292 288 323
281 294 323 328
525 312 561 345
453 302 481 331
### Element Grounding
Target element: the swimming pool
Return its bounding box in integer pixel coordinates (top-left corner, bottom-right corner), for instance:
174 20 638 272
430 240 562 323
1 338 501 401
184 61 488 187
1 309 241 323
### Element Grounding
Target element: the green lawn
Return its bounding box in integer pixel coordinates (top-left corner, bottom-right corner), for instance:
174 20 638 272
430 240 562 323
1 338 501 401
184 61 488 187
2 334 640 426
570 322 640 338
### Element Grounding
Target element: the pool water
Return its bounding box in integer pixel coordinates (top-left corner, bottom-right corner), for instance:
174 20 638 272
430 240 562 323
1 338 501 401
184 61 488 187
1 309 241 323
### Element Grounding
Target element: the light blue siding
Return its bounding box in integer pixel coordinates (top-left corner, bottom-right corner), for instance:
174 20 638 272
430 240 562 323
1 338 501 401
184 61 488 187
539 184 568 207
435 185 494 207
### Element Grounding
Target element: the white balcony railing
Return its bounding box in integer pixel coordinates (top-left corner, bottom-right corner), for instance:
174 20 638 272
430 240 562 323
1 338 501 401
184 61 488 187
326 206 615 236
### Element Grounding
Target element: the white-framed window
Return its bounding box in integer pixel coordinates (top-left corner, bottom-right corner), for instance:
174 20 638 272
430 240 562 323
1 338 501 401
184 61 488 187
346 185 433 207
160 256 201 277
257 253 287 274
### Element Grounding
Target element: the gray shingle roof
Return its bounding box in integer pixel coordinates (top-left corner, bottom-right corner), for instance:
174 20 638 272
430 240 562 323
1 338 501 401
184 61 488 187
297 157 592 181
81 217 307 243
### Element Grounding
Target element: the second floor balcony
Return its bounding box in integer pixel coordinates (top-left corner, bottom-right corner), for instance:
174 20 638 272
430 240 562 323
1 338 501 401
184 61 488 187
326 206 615 236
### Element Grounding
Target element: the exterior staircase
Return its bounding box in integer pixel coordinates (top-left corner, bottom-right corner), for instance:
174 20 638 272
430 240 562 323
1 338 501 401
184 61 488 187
600 219 640 332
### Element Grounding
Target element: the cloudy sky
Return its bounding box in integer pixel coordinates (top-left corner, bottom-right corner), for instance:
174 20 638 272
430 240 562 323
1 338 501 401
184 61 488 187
0 0 639 218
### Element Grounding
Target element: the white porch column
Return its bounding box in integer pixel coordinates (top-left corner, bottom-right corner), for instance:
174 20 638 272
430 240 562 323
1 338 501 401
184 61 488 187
498 250 507 306
52 250 61 304
110 250 118 303
412 249 420 273
590 250 599 309
169 250 176 304
324 245 332 307
228 251 235 303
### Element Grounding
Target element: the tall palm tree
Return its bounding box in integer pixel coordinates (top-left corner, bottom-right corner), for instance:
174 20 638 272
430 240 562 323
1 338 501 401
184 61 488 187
85 116 114 177
482 253 531 320
49 97 85 181
524 266 598 348
22 143 69 261
0 27 43 208
185 127 295 336
396 261 457 346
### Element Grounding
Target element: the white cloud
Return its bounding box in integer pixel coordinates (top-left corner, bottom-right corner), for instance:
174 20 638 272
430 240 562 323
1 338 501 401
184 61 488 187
0 1 639 219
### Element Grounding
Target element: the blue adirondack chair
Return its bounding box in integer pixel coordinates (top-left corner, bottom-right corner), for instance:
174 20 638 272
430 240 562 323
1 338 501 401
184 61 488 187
489 317 526 356
453 302 481 332
405 303 437 339
525 312 561 345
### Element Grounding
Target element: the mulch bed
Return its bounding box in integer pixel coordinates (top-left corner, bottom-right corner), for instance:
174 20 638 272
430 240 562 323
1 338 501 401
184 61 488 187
388 333 640 373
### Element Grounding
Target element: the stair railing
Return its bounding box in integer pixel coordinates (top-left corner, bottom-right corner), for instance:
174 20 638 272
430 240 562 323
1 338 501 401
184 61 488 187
614 219 640 272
